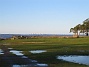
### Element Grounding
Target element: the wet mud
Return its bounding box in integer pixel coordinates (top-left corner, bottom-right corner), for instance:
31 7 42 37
0 45 48 67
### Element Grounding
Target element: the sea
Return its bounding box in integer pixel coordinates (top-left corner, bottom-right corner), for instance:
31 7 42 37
0 34 73 39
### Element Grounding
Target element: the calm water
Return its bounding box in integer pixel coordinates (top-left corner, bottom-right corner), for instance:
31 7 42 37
30 50 47 54
0 48 48 67
10 50 24 56
0 34 73 39
13 64 48 67
57 55 89 66
2 46 89 67
0 49 4 54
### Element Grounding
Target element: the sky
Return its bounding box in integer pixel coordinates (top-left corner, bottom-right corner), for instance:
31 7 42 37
0 0 89 34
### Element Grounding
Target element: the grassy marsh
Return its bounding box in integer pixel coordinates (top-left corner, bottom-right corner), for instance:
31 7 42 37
0 37 89 67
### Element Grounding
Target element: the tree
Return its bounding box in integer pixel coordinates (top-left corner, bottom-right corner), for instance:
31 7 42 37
83 18 89 36
70 18 89 37
70 24 81 37
79 24 85 35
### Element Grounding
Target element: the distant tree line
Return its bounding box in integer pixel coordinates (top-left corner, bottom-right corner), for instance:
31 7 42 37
70 18 89 37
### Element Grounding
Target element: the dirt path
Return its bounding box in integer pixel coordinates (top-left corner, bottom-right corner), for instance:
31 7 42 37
0 44 48 67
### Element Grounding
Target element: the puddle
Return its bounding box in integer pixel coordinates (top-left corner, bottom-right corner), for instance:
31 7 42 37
10 50 24 56
30 50 46 54
13 63 48 67
13 65 30 67
31 60 37 62
21 56 28 58
57 55 89 66
1 49 48 67
0 49 4 54
37 64 48 66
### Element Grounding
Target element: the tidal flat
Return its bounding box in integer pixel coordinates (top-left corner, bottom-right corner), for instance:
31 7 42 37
0 37 89 67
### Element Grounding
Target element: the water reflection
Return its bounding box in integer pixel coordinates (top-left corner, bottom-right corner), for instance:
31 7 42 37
0 49 4 54
21 56 28 59
57 55 89 66
0 48 48 67
0 49 48 67
30 50 46 54
13 64 48 67
10 50 24 56
37 64 48 66
13 65 29 67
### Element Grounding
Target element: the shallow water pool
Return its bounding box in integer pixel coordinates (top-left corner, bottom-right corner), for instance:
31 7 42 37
0 49 4 54
10 50 24 56
57 55 89 66
30 50 47 54
13 63 48 67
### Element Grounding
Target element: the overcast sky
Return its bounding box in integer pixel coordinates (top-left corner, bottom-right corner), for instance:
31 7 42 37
0 0 89 34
